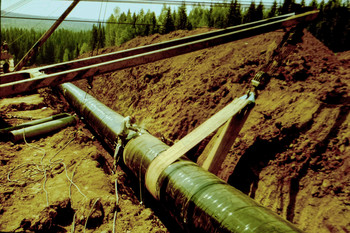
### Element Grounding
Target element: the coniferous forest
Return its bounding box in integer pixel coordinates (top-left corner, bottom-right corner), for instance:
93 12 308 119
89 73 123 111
1 0 349 67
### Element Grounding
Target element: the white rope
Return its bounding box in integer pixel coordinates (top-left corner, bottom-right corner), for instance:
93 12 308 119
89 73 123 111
70 158 84 200
112 210 117 233
71 212 77 233
115 179 119 206
84 198 100 233
7 129 87 206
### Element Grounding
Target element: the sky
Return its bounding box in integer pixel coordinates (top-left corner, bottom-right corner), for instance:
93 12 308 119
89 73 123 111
1 0 141 20
1 0 311 21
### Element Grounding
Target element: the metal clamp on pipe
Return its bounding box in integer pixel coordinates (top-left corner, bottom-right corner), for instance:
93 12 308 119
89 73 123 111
113 116 144 168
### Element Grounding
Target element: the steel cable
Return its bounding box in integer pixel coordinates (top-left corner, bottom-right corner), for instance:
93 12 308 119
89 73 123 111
60 0 277 7
2 0 33 16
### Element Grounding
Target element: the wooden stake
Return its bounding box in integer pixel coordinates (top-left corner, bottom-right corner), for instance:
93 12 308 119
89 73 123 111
200 106 252 179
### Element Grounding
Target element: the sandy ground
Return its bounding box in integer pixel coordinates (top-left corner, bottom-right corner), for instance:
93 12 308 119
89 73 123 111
1 27 349 232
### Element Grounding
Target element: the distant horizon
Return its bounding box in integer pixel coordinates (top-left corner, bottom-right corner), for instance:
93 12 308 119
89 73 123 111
1 0 313 21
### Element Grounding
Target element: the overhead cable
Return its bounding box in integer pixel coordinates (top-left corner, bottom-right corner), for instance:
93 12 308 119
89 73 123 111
59 0 277 6
1 15 163 26
2 0 33 16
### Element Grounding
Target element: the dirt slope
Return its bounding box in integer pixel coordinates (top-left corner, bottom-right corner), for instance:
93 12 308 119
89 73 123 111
75 28 350 232
0 27 349 233
0 91 169 232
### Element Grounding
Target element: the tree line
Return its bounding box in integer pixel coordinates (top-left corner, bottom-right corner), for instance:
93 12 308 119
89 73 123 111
307 0 349 52
100 0 349 52
1 0 349 67
1 28 90 65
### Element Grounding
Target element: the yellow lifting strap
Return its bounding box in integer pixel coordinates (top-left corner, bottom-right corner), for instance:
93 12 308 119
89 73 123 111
145 92 255 200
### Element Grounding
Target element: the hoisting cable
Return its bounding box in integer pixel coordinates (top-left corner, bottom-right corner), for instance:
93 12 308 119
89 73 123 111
87 0 107 89
250 21 306 94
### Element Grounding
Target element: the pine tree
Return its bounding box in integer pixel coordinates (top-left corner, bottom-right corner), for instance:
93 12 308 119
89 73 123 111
150 12 158 34
98 23 105 49
233 0 242 25
309 0 318 8
80 43 90 55
90 24 98 51
208 4 214 27
256 1 264 20
177 2 188 30
227 0 236 26
280 0 295 14
268 0 278 18
106 15 117 46
244 1 256 23
212 4 228 28
162 7 175 34
158 4 168 26
63 48 70 62
227 0 242 26
173 9 178 29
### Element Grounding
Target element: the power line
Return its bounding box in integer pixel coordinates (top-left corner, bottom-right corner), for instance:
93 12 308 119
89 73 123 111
60 0 277 6
1 15 164 26
2 0 33 16
3 1 70 46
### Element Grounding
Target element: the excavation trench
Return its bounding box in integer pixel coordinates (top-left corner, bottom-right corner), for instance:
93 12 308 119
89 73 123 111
60 82 302 232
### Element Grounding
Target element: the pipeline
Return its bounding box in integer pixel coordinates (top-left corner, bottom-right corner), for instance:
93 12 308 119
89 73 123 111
0 113 71 141
59 83 125 150
0 113 71 135
10 115 77 142
60 83 302 233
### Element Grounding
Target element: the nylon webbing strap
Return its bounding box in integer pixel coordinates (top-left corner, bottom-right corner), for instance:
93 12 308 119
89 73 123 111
145 97 252 200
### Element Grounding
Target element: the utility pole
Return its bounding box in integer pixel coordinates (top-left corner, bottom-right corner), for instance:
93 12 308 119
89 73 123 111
14 0 80 71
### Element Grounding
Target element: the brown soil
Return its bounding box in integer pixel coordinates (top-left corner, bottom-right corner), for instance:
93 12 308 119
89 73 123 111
1 28 349 232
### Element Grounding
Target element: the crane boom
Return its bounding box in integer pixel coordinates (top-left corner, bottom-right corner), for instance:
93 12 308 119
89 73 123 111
0 11 318 97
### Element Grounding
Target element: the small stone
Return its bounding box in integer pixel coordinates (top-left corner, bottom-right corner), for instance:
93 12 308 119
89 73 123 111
322 179 331 188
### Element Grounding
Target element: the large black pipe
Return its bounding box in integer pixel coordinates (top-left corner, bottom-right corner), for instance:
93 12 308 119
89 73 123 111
60 83 302 232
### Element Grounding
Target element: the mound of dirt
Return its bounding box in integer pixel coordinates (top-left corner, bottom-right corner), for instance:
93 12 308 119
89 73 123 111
1 27 349 233
74 28 350 232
